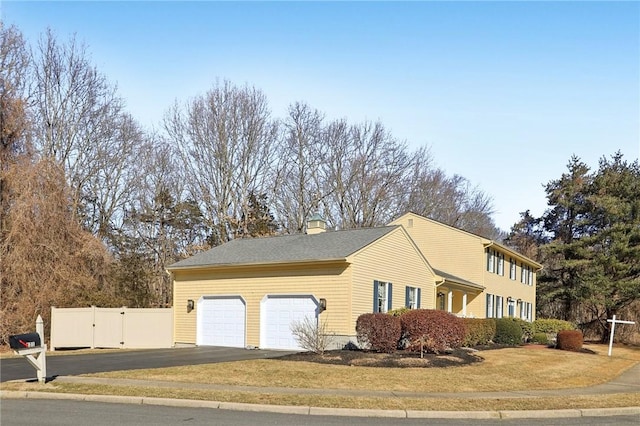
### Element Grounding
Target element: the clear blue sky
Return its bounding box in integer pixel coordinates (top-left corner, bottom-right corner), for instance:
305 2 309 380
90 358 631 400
3 1 639 231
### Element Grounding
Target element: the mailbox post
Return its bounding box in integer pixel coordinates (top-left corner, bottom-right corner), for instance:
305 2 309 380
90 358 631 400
9 315 47 383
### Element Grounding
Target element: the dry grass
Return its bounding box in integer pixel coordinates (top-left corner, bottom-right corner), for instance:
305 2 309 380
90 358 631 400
88 344 640 393
3 381 639 412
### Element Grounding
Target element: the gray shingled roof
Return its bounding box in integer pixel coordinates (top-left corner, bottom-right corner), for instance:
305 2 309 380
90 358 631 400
168 226 399 269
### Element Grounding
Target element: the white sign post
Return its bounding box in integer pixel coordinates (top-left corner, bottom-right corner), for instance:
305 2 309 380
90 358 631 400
607 314 636 357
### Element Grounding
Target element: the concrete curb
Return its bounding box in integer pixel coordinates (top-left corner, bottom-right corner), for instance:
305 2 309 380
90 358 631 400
2 390 639 419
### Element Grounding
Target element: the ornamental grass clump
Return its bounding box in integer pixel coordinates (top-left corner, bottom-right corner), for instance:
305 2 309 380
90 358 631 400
400 309 466 354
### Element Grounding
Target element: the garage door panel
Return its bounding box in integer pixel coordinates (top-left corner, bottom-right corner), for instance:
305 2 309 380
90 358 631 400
198 296 245 348
262 295 317 350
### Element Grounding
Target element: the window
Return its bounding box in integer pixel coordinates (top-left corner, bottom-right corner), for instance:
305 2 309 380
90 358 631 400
373 280 392 313
520 263 527 284
487 249 504 276
437 292 445 310
486 248 495 273
528 269 534 286
497 253 504 276
509 258 516 280
405 286 420 309
486 293 494 318
496 296 503 318
526 302 533 321
508 298 515 317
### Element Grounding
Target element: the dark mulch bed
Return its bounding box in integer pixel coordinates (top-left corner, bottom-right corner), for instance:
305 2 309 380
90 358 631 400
278 348 484 368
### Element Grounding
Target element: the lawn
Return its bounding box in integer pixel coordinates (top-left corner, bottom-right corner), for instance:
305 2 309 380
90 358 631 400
3 343 639 411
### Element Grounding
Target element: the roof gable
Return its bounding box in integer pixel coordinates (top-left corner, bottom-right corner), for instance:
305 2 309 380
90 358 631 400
168 226 399 269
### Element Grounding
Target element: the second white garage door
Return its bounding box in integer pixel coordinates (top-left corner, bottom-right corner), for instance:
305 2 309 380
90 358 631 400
261 295 318 350
197 296 246 348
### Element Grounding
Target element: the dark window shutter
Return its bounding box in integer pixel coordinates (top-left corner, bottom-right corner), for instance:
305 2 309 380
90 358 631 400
373 280 379 313
417 288 421 309
387 283 393 311
405 287 410 308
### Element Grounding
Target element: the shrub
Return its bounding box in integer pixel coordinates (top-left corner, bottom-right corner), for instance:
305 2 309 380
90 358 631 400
494 318 524 345
533 318 576 334
556 330 583 351
356 313 401 353
388 307 411 317
290 316 333 354
530 332 549 345
462 318 496 346
510 318 534 342
400 309 466 354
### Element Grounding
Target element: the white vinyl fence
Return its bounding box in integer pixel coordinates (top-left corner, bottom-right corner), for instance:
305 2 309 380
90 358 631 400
50 306 173 350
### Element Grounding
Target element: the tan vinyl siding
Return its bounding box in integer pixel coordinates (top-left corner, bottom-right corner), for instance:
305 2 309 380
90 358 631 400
391 213 538 320
391 213 484 285
350 227 436 330
172 263 350 347
483 261 536 319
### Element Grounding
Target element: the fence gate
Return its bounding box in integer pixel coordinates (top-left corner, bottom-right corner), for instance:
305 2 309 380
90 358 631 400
51 306 173 350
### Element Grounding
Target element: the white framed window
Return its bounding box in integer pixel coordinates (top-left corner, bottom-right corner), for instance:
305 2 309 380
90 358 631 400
496 296 503 318
486 293 494 318
497 253 504 276
405 286 420 309
509 258 516 280
508 298 516 317
528 269 534 286
373 280 392 313
520 301 527 320
486 249 495 273
520 263 527 284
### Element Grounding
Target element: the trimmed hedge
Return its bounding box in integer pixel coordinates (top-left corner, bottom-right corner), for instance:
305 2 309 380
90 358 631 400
509 318 533 342
533 318 576 334
462 318 496 346
531 332 549 345
356 313 401 353
494 318 523 345
556 330 583 351
400 309 466 353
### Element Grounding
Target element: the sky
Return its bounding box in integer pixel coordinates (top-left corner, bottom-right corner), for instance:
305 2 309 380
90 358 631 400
3 1 639 232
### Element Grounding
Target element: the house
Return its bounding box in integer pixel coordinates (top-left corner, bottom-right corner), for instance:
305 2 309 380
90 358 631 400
168 219 438 350
169 213 542 351
389 213 542 321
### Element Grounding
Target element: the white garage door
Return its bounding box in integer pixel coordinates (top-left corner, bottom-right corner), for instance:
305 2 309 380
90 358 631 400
197 296 245 348
261 295 318 350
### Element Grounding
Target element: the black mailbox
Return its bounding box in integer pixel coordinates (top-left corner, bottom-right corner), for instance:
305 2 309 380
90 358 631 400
9 333 41 350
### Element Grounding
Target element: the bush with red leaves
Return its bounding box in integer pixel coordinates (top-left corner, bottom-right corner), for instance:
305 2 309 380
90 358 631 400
356 313 401 353
400 309 466 353
556 329 583 351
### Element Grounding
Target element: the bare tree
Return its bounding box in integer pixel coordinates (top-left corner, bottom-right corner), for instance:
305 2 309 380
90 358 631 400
114 138 208 306
325 120 414 229
272 102 328 233
0 158 118 344
29 29 145 239
164 80 279 244
1 24 31 234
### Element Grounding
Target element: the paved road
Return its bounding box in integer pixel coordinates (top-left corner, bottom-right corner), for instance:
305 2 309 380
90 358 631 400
0 347 290 382
2 400 638 426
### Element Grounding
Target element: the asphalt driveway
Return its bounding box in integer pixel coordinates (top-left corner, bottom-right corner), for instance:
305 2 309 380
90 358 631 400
0 346 292 382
